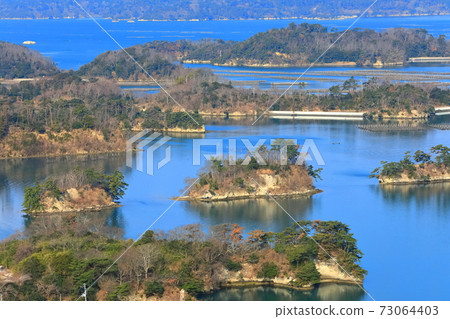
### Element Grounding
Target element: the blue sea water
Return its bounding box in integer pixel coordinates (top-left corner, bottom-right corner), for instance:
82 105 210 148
1 16 450 301
1 119 450 300
0 15 449 70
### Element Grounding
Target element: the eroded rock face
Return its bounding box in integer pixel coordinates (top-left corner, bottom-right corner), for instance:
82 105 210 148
314 261 360 283
37 186 117 213
185 166 320 202
224 256 359 289
379 164 450 184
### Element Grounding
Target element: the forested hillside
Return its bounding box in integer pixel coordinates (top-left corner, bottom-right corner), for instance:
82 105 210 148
0 0 448 20
0 72 203 158
182 23 450 66
77 44 182 80
0 220 366 300
1 36 449 159
76 24 450 69
0 42 59 79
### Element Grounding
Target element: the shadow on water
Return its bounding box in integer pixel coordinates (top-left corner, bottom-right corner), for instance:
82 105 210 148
0 153 126 186
427 114 450 125
23 208 126 239
184 196 314 233
202 283 365 301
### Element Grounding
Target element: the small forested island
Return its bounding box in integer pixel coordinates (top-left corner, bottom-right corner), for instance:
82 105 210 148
181 142 323 201
0 219 366 301
22 169 128 214
78 23 450 69
181 23 450 67
370 145 450 184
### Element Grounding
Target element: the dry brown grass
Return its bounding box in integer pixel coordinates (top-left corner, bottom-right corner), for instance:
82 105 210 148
188 164 314 199
39 186 116 213
0 127 126 159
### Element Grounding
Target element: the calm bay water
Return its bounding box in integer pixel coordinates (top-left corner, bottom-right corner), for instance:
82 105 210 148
0 15 449 70
202 284 365 301
184 63 450 91
1 16 450 301
1 118 450 300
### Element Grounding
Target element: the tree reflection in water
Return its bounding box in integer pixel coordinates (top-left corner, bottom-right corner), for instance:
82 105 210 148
184 196 316 233
374 183 450 214
202 283 365 301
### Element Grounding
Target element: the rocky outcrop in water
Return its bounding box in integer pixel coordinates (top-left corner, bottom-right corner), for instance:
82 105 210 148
36 186 118 213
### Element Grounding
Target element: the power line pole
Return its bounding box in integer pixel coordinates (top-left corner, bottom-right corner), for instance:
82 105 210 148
81 283 87 301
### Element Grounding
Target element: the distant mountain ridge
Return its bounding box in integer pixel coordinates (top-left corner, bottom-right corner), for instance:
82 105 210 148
0 0 448 20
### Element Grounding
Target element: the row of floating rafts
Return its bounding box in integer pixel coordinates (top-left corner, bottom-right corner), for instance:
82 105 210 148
426 124 450 130
358 124 426 132
358 123 450 132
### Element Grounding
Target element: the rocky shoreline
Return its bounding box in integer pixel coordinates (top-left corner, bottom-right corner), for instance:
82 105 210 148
181 163 322 202
377 164 450 185
378 176 450 185
182 59 407 68
220 278 362 291
0 125 206 160
26 186 119 214
217 260 362 292
177 188 322 202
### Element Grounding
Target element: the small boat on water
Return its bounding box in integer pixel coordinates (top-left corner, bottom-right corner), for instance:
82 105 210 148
22 40 36 45
127 20 135 23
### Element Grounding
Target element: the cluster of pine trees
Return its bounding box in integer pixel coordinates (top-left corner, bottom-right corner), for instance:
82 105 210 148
0 218 365 300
